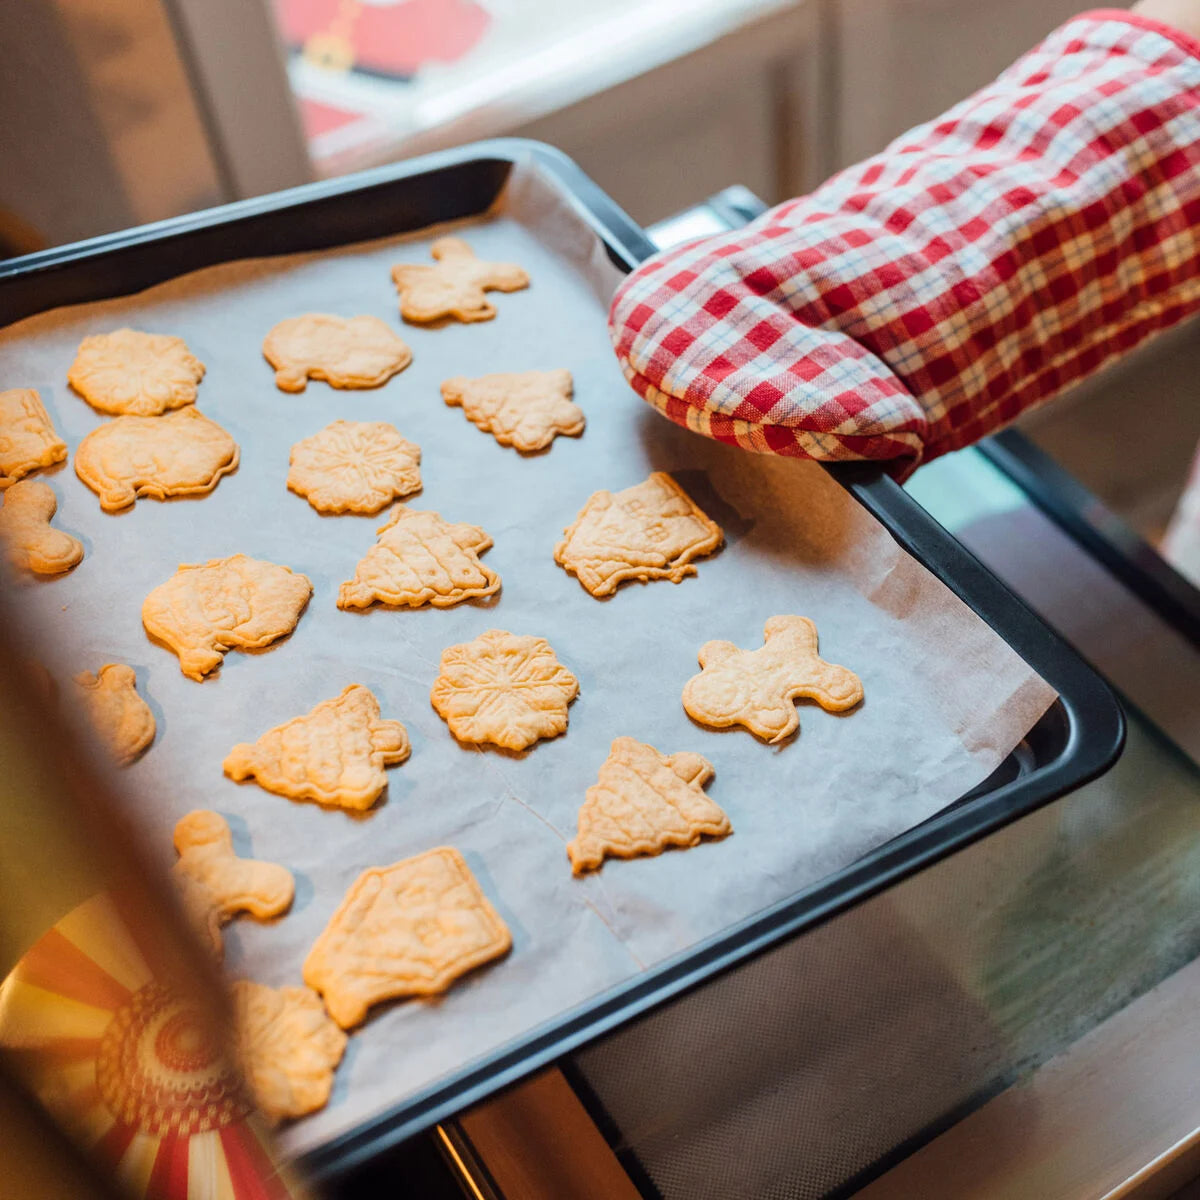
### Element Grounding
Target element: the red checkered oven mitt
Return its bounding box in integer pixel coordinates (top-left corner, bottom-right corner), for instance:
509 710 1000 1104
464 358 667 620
609 9 1200 476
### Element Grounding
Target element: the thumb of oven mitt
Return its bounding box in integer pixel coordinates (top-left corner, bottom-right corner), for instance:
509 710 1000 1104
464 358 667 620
609 11 1200 478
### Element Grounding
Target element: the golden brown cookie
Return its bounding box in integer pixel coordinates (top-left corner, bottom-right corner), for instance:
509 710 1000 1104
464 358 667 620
74 663 155 765
567 737 728 875
337 506 500 611
67 328 205 416
74 407 239 513
303 846 511 1029
143 554 312 680
440 369 583 453
554 472 723 597
683 615 863 743
224 684 410 812
263 313 412 393
287 420 421 515
0 389 67 489
232 980 347 1125
172 810 294 957
431 629 578 751
390 237 529 324
0 480 83 575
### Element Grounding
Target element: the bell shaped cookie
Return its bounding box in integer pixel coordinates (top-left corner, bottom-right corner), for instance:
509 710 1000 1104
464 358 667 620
172 810 294 957
232 981 347 1125
337 505 500 610
224 684 410 811
303 846 511 1029
441 369 584 453
683 615 863 743
288 420 421 514
431 630 578 751
68 328 205 416
143 554 312 680
567 737 729 875
0 480 83 575
74 664 155 765
75 407 239 513
391 237 529 324
555 472 722 597
0 389 67 488
263 313 412 393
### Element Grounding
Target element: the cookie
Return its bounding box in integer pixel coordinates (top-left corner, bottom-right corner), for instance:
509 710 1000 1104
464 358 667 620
554 472 723 597
431 629 578 751
68 328 205 416
232 981 347 1125
172 810 294 957
303 846 511 1029
143 554 312 680
224 684 410 811
287 420 421 515
73 664 155 765
567 737 728 875
0 389 67 488
390 237 529 324
683 615 863 743
0 480 83 575
74 407 239 513
440 369 583 453
337 505 500 610
263 313 412 393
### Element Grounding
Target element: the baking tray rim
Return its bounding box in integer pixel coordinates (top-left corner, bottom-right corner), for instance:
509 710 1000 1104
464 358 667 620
0 137 1126 1179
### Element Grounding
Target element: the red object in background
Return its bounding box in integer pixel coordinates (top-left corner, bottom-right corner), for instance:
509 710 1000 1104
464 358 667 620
276 0 491 79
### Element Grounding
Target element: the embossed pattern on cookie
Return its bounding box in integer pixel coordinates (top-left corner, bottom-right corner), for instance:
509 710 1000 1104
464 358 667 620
440 369 583 453
142 554 312 680
263 314 412 393
431 629 578 751
337 506 500 610
74 664 155 765
0 480 83 575
68 328 205 416
288 420 421 515
303 846 511 1029
554 472 723 597
224 684 410 811
232 981 347 1124
567 737 729 875
172 810 294 957
683 615 863 743
390 237 529 324
75 407 239 512
0 389 67 489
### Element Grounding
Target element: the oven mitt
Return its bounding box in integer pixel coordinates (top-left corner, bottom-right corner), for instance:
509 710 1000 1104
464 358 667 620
609 11 1200 477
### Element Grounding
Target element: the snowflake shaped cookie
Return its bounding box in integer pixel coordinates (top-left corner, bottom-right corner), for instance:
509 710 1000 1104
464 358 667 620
68 328 205 416
390 237 529 324
287 420 422 514
431 629 579 751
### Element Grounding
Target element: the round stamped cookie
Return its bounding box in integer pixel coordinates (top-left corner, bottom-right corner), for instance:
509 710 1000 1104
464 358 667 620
263 313 412 393
68 328 205 416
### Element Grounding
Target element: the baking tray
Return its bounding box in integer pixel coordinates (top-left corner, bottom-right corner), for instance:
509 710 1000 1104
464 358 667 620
0 139 1124 1181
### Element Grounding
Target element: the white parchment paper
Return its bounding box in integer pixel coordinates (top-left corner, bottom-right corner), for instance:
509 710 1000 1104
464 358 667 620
0 165 1056 1154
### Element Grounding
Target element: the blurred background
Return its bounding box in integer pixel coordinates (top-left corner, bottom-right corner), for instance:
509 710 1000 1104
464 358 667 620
1 0 1197 568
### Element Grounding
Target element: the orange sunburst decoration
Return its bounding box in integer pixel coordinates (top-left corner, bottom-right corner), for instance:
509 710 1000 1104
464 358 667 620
0 892 303 1199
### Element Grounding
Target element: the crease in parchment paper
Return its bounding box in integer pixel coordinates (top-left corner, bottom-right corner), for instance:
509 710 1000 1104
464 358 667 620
0 162 1056 1155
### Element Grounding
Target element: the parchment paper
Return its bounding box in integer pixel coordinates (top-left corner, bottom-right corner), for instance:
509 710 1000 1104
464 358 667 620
0 164 1057 1154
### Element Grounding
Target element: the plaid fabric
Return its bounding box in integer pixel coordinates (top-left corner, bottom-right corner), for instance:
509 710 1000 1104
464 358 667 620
609 10 1200 475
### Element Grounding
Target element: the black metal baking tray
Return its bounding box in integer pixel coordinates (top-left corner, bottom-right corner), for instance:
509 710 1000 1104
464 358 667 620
0 139 1124 1181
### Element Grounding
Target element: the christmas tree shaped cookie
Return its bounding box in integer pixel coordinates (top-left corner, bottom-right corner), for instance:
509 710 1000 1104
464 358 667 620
567 737 729 875
441 369 584 452
337 505 500 610
224 684 410 811
391 237 529 324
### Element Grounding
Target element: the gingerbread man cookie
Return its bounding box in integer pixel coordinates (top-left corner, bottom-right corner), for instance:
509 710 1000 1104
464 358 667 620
263 314 412 393
390 237 529 324
172 810 294 957
0 480 83 575
74 664 155 765
0 389 66 488
68 328 205 416
682 616 863 743
440 369 584 453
